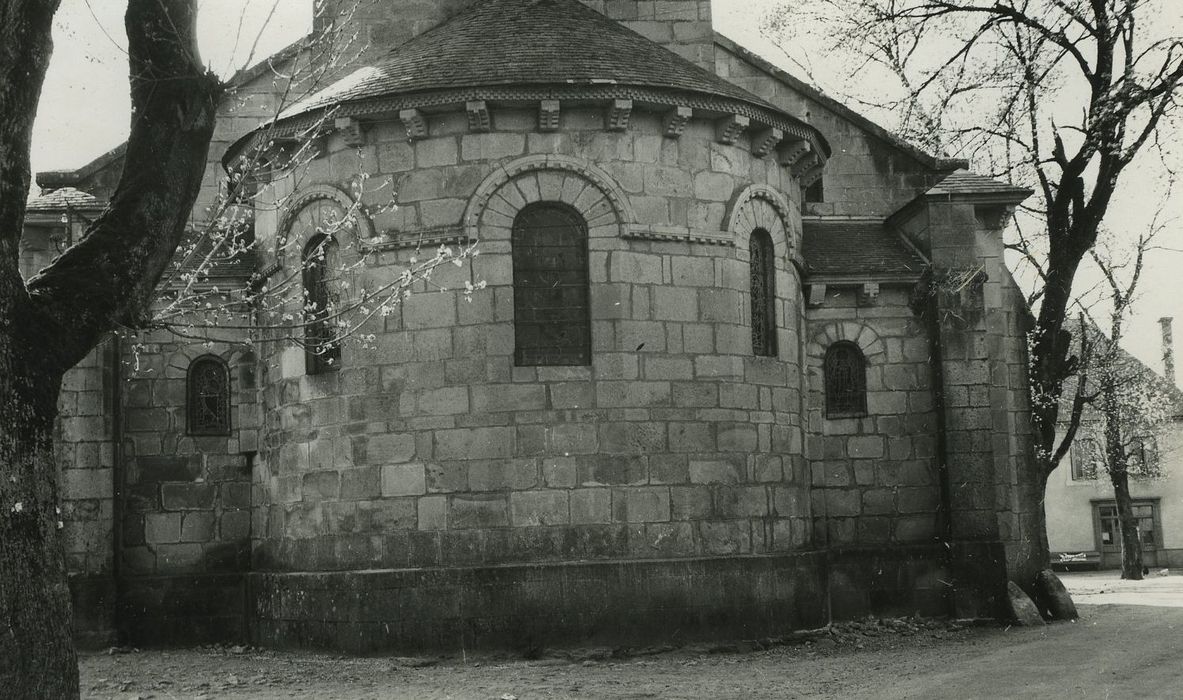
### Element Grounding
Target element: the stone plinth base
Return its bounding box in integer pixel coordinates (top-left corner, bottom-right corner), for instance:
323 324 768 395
75 544 1008 650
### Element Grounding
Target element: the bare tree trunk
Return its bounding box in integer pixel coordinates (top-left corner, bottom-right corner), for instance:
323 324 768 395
0 337 76 697
1102 374 1143 580
1111 471 1144 580
0 1 219 695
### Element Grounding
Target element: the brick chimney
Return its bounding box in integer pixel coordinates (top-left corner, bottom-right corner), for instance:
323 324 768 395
584 0 715 71
1161 317 1176 387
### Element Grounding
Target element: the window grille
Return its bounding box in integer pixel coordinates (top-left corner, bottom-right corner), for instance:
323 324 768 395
750 228 777 357
187 356 230 436
824 341 867 416
512 203 591 366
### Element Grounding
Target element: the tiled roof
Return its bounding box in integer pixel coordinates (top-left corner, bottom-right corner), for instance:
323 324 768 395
802 219 928 280
1063 322 1183 419
282 0 785 119
927 169 1032 198
166 234 258 285
25 187 106 211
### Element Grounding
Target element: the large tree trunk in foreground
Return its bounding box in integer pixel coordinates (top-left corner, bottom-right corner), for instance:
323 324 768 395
0 342 75 697
1 1 219 696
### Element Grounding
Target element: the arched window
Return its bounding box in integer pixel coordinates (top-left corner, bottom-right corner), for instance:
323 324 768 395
303 233 341 374
187 356 230 436
512 202 590 366
824 342 867 417
750 228 777 357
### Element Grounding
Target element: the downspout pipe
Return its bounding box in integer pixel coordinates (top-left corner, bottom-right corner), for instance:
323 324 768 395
110 333 125 644
919 275 956 612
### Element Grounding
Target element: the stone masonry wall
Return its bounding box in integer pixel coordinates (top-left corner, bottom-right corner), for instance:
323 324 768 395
582 0 716 70
119 337 257 577
249 105 813 572
805 287 943 547
715 43 951 218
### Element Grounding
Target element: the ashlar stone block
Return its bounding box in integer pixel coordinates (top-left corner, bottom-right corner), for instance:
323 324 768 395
449 493 508 529
381 463 426 497
689 459 741 484
144 512 182 544
511 490 570 526
367 433 416 464
570 488 611 524
611 486 671 523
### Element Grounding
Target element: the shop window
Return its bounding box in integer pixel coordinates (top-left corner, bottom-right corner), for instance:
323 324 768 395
512 203 591 366
1095 500 1159 551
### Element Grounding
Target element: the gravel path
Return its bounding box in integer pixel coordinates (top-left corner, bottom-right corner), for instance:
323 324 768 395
79 572 1183 699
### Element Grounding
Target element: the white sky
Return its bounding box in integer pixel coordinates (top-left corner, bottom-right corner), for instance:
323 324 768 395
29 0 1183 378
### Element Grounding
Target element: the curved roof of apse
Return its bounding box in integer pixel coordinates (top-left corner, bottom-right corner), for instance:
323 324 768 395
235 0 829 157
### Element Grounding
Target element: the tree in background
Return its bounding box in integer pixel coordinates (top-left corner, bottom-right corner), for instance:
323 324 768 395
766 0 1183 591
1075 208 1176 579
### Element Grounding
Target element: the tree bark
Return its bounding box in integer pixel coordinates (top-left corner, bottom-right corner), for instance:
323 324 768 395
1111 469 1144 580
0 332 76 697
0 1 219 696
1102 370 1143 581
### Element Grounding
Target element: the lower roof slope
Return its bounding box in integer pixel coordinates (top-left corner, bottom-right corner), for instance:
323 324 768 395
802 219 928 281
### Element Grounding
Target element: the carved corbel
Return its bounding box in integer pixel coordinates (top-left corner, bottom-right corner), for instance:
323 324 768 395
859 282 880 306
399 108 428 140
334 117 365 147
790 151 821 178
539 100 561 131
751 127 783 158
663 106 692 138
606 99 633 131
777 139 811 166
799 164 825 189
466 100 491 132
716 114 750 145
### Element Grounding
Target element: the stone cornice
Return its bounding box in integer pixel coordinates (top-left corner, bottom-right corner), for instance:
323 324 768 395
224 85 831 170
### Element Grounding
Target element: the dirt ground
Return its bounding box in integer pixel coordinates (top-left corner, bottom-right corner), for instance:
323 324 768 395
79 571 1183 699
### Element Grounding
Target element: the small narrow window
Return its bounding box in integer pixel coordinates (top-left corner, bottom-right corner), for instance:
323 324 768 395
187 356 231 436
512 202 591 366
303 233 341 374
804 179 824 203
824 341 867 417
1070 437 1100 480
750 228 777 357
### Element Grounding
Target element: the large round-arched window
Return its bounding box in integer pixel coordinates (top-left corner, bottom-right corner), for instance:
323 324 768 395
511 202 591 366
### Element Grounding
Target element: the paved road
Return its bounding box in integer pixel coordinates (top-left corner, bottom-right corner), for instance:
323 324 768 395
847 604 1182 700
81 572 1183 699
